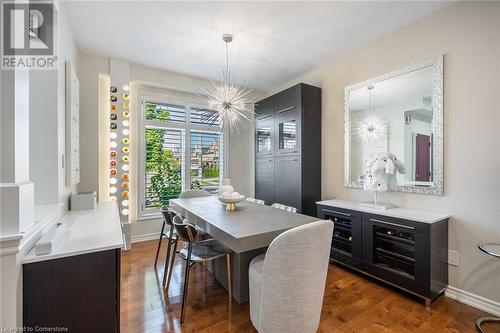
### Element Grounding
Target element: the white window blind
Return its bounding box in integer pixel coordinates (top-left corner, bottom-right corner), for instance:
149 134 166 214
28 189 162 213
140 97 224 218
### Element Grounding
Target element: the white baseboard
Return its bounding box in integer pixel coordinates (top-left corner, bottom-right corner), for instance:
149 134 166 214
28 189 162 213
131 232 160 244
445 286 500 317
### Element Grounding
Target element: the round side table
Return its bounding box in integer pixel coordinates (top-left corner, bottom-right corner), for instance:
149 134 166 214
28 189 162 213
476 243 500 333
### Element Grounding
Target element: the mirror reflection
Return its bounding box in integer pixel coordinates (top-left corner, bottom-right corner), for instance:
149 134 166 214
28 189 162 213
348 66 434 189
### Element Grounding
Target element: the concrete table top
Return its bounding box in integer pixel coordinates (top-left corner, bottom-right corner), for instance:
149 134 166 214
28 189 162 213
169 196 319 253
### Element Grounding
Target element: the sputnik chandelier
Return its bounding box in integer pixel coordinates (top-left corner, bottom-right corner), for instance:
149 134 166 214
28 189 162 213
200 34 253 132
355 85 389 143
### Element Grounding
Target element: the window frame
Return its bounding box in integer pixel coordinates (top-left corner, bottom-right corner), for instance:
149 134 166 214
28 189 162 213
137 89 228 220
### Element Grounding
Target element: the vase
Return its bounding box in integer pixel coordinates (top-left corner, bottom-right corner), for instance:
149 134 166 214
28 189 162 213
218 179 234 196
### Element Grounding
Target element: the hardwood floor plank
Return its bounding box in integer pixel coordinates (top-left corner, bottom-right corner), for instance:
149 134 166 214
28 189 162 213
121 240 496 332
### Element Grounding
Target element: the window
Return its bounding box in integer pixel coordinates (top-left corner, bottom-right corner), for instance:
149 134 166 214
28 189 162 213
190 131 223 193
140 94 225 218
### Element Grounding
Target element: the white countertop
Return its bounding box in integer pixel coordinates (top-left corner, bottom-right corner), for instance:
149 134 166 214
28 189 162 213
23 202 124 264
317 199 450 224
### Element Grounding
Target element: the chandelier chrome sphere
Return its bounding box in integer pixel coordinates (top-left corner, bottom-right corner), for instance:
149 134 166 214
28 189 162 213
199 34 253 132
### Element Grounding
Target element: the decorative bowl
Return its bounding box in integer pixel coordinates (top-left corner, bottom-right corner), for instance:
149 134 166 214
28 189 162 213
218 193 245 211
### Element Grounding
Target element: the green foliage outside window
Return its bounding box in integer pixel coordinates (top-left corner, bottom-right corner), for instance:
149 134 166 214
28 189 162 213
202 166 220 178
145 104 181 206
145 102 170 121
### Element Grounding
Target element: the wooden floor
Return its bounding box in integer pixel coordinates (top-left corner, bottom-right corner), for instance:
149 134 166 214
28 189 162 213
121 240 498 333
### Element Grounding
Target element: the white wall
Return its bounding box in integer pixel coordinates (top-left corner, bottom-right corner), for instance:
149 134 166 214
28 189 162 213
270 2 500 304
29 71 59 205
77 53 264 238
57 3 79 209
30 2 80 209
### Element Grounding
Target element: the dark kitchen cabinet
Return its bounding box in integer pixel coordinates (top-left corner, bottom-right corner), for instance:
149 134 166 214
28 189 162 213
254 96 274 121
255 118 274 157
23 249 121 333
275 108 301 156
317 201 449 308
274 156 301 210
275 85 300 114
317 205 363 270
254 83 321 216
255 158 275 205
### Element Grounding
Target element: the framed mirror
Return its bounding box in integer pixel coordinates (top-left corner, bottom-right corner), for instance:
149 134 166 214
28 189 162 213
344 56 443 195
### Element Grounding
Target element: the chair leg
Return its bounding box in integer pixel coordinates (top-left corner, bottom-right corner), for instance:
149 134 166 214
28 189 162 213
226 254 232 301
165 239 178 292
154 220 166 267
180 243 193 325
162 227 174 287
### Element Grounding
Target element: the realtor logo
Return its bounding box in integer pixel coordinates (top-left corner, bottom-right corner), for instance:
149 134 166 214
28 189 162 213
1 1 57 69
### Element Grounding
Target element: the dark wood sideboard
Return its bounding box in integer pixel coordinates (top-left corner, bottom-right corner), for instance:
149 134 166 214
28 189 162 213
317 199 449 308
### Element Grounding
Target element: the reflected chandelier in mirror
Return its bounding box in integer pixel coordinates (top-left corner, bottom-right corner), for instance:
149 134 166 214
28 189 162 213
344 56 443 195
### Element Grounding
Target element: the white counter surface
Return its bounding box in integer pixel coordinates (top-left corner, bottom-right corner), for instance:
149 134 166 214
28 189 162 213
23 202 124 264
317 199 450 224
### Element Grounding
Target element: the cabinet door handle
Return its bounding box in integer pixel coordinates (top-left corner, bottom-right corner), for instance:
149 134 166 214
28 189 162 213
278 158 298 162
322 209 352 217
257 114 272 120
276 106 296 114
369 219 415 230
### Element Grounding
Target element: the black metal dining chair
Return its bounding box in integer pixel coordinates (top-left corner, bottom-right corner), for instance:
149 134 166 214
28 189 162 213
171 214 232 324
153 206 176 269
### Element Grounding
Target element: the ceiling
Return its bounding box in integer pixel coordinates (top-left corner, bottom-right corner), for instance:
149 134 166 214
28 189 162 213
350 65 434 112
64 1 452 91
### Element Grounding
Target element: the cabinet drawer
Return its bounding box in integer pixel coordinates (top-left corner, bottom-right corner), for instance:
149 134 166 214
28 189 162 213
275 85 300 114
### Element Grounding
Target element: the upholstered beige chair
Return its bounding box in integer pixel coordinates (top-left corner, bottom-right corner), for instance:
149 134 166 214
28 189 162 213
249 220 333 333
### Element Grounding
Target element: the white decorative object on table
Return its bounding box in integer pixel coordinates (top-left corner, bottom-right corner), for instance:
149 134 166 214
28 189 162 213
360 152 405 210
218 192 245 211
218 179 234 196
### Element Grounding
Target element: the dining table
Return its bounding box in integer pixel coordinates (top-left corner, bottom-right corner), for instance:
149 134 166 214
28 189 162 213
169 195 320 303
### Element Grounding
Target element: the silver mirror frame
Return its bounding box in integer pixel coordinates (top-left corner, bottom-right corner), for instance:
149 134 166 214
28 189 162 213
344 55 444 195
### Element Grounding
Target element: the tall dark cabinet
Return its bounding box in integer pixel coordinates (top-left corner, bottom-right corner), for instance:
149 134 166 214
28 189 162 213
254 83 321 216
